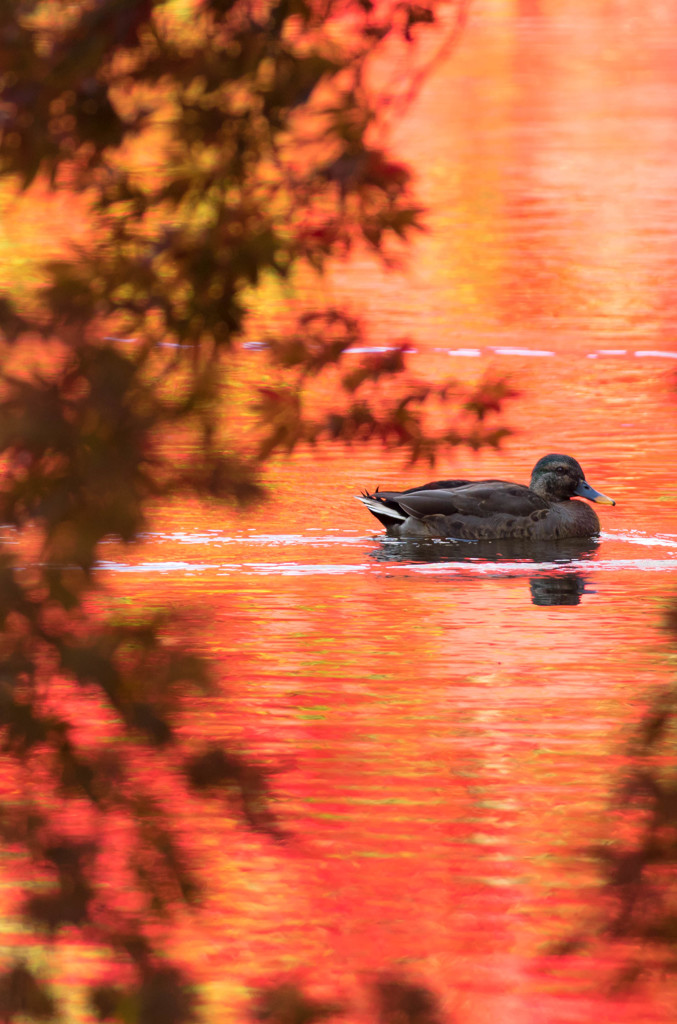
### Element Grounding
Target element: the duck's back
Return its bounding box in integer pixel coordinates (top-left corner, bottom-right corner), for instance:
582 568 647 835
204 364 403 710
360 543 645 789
398 481 548 520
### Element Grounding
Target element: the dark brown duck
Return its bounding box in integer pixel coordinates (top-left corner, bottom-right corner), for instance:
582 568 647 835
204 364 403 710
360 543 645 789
357 453 615 540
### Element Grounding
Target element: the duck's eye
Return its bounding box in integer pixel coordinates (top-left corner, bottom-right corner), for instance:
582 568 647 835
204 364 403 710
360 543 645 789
555 466 567 474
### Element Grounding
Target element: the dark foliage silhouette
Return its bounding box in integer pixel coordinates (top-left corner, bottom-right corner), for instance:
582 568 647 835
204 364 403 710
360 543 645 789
554 600 677 990
0 0 498 1017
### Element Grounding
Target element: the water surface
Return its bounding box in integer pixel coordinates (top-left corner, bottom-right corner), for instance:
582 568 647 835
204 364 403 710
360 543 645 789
7 2 677 1021
97 342 677 1023
104 3 677 1017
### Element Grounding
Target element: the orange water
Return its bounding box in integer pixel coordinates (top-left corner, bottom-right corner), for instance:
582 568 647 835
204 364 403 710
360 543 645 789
3 2 677 1022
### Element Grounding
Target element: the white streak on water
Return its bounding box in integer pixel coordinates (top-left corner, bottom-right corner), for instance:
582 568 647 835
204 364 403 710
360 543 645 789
345 346 416 354
99 560 213 574
603 531 677 548
99 557 677 576
488 347 555 357
634 350 677 359
148 532 366 546
143 529 677 550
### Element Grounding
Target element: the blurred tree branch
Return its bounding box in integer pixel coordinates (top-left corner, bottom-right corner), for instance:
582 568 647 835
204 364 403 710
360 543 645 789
0 0 491 1017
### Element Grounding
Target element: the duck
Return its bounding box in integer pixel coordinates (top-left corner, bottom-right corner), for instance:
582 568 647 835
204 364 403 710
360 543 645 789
357 453 615 540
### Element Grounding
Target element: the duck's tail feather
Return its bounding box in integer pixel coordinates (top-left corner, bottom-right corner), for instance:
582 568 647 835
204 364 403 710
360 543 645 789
355 494 406 521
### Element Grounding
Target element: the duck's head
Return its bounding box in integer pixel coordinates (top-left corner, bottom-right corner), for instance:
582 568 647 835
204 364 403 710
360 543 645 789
530 454 615 505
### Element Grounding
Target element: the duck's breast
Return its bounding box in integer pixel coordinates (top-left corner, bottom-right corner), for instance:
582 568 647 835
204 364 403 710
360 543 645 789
531 500 601 539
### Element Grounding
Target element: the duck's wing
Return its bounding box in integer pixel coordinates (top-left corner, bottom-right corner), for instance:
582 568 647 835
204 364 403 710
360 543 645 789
398 482 549 520
399 478 474 494
357 478 542 528
364 479 474 504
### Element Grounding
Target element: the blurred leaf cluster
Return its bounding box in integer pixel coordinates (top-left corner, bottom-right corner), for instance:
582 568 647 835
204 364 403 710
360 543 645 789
596 674 677 972
0 0 492 1018
252 975 447 1023
555 603 677 991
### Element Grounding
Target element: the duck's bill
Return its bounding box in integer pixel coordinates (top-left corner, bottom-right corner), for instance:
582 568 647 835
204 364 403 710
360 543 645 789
575 480 616 506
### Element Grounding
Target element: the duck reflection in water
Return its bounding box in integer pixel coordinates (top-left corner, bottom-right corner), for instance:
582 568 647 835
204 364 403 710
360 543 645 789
529 573 588 606
358 453 615 541
369 536 598 606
